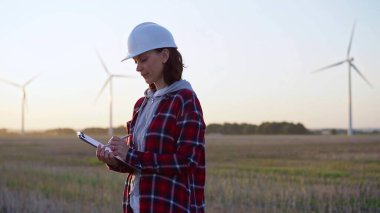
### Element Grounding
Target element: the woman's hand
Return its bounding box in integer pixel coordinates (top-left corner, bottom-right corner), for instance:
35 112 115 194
108 136 130 161
96 144 118 167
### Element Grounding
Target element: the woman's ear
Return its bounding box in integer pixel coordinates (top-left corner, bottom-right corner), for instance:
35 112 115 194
160 49 170 63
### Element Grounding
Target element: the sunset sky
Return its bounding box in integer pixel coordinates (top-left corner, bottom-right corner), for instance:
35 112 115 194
0 0 379 131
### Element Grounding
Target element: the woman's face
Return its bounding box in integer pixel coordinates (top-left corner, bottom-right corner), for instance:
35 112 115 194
133 49 169 90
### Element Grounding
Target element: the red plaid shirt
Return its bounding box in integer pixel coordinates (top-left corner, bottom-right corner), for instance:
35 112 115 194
109 89 206 213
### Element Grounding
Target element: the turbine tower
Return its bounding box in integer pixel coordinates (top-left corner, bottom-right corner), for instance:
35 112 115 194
95 51 134 136
0 74 40 135
312 22 372 136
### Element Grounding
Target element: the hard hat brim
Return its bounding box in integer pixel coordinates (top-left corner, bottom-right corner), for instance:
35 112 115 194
121 46 177 62
120 52 141 62
120 47 159 62
120 55 133 62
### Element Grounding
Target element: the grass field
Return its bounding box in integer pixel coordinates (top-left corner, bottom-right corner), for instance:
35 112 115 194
0 135 379 212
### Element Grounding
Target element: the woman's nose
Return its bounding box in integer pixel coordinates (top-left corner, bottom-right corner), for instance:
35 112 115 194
136 63 142 72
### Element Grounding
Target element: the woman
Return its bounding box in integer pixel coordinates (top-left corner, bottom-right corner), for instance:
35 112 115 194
96 22 206 213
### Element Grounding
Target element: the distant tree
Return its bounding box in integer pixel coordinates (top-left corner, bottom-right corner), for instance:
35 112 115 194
206 122 309 135
257 122 272 134
241 123 257 134
45 128 75 135
282 123 309 134
0 128 8 135
295 123 308 134
206 123 223 134
282 123 292 134
83 127 108 135
114 125 127 135
222 123 241 134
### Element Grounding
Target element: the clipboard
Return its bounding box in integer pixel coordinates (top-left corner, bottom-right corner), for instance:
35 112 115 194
77 131 105 148
76 131 140 171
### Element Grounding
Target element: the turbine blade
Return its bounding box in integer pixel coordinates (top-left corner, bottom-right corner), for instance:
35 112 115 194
312 60 346 73
0 78 21 88
94 77 111 103
95 50 110 74
24 73 41 87
112 74 135 78
351 63 373 88
347 22 356 58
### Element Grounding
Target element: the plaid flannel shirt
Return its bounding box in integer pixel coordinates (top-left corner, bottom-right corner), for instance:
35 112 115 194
109 88 206 213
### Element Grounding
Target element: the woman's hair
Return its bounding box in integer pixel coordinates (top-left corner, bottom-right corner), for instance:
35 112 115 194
149 48 184 91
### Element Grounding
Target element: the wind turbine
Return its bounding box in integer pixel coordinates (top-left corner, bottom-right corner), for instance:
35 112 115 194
0 74 40 135
94 50 134 136
312 22 372 136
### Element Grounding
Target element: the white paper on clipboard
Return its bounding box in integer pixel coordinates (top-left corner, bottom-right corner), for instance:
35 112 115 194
76 131 140 171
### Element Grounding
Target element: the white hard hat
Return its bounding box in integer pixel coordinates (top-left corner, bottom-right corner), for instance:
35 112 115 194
121 22 177 62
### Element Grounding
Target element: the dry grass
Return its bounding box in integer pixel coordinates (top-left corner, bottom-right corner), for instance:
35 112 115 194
0 135 379 212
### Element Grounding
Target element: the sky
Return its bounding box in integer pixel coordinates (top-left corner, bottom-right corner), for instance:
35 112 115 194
0 0 379 132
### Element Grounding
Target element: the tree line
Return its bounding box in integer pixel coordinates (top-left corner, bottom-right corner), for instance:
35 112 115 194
206 122 309 135
2 123 380 136
1 122 308 136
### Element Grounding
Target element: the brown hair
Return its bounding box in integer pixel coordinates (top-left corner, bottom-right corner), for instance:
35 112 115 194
149 48 184 91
